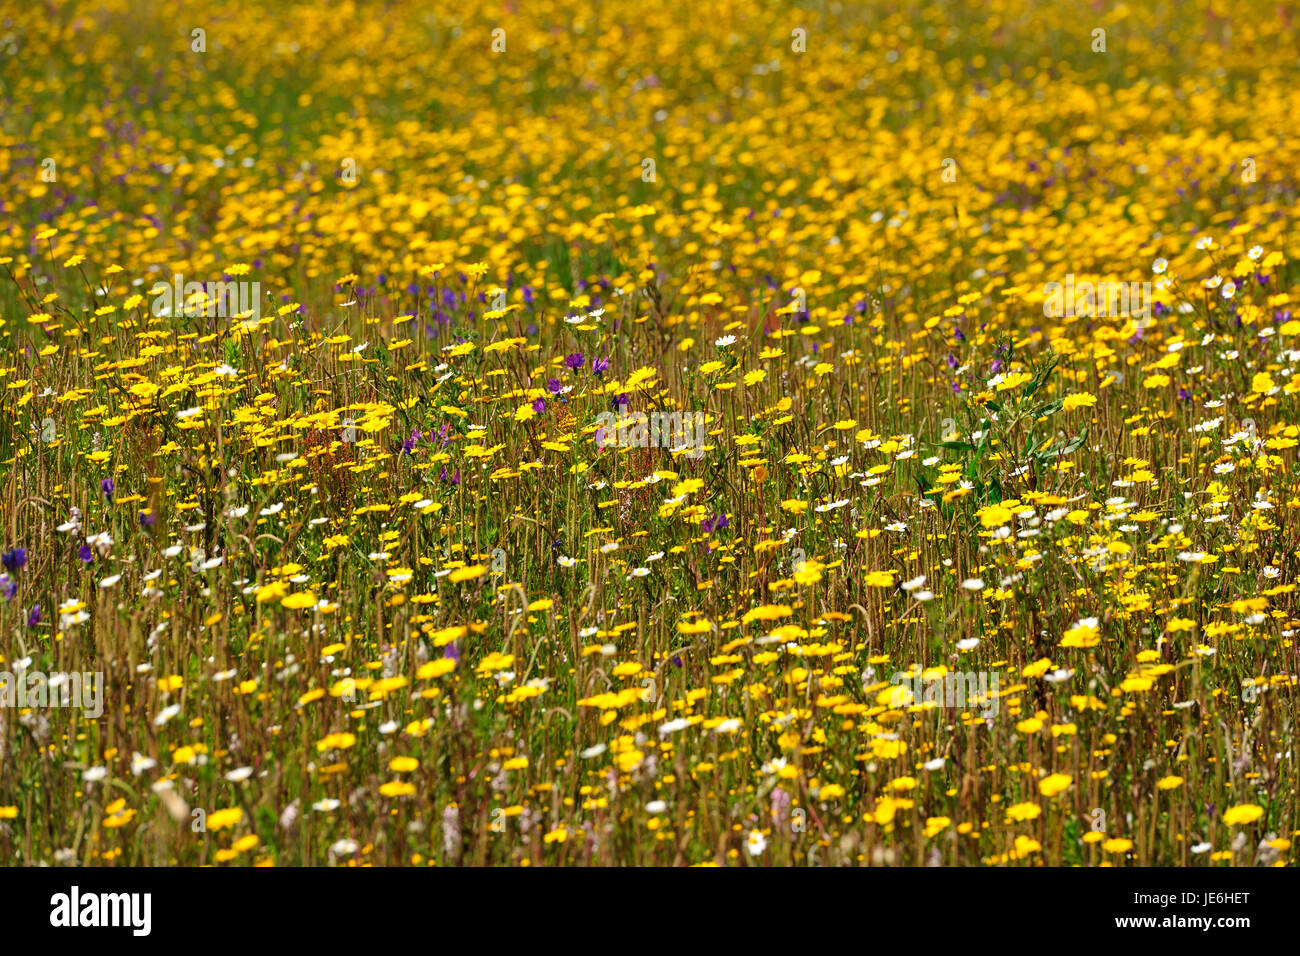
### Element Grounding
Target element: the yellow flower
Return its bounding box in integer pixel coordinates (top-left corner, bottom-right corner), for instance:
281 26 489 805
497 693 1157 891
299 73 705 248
255 581 287 603
281 591 317 609
870 738 907 760
979 504 1013 528
416 658 456 679
1014 835 1041 856
1006 801 1041 822
1022 658 1053 678
924 817 951 838
449 564 487 582
1038 773 1072 797
477 652 515 674
742 604 792 624
1222 804 1264 826
206 807 244 831
1062 618 1101 648
872 796 899 824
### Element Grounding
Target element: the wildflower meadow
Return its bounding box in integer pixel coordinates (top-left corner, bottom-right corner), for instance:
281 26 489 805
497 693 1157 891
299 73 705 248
0 0 1297 870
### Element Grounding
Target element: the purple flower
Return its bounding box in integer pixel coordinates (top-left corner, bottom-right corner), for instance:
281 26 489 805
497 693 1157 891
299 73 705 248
27 604 41 627
564 352 585 371
78 543 93 563
611 393 630 410
139 510 156 528
0 574 14 600
592 356 610 375
531 397 545 414
546 378 563 395
1177 387 1192 401
703 513 729 535
2 547 27 573
100 477 115 499
946 354 958 369
439 466 461 486
444 643 460 662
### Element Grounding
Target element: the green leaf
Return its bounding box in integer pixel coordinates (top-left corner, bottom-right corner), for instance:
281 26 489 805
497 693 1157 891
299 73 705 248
1024 354 1060 399
1055 429 1088 457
